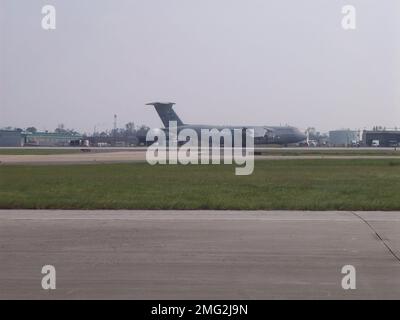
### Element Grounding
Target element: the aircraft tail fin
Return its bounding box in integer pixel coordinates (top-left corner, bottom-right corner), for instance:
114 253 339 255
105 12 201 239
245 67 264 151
146 102 184 127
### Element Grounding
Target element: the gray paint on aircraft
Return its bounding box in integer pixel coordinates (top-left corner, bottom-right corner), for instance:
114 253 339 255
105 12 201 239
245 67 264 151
146 102 306 145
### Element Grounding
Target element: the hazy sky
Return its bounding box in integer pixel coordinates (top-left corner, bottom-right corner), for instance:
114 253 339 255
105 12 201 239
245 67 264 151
1 0 399 133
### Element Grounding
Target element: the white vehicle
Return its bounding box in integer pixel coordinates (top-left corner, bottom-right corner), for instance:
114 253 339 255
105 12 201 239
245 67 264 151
371 140 380 147
307 140 318 147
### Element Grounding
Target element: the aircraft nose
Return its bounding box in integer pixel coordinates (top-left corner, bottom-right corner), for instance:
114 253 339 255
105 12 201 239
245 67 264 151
293 129 306 142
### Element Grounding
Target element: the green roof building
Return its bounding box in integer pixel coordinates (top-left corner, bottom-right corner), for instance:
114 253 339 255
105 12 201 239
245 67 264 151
23 132 83 146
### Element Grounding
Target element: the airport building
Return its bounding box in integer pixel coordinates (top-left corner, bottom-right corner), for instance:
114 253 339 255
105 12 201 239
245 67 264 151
0 130 24 147
362 129 400 147
328 130 359 147
23 132 83 146
0 130 83 147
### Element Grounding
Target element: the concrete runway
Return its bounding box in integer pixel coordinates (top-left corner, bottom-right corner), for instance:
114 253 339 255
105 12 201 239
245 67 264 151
0 151 148 165
1 151 400 165
0 210 399 299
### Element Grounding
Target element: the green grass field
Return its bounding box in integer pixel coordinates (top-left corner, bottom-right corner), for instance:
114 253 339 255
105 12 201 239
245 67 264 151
1 159 400 210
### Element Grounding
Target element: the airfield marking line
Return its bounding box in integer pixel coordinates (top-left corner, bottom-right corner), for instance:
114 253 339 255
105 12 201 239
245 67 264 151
0 210 360 221
350 211 400 263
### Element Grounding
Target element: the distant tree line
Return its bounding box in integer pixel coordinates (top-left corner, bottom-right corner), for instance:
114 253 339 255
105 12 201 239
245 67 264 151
2 122 151 146
90 122 150 146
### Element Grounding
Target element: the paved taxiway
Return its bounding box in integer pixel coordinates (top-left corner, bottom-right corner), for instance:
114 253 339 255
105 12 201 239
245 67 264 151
0 210 399 299
1 151 400 165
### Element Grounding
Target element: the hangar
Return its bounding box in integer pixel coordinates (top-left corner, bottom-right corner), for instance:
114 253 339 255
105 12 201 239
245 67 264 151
0 130 83 147
362 129 400 147
23 131 83 146
329 130 359 147
0 130 24 147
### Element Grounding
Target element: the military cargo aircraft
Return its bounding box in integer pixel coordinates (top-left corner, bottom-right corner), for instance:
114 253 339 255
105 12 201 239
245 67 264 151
146 102 306 145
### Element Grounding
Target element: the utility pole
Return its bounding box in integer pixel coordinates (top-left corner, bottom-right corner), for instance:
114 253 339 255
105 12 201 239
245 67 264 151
113 114 117 146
